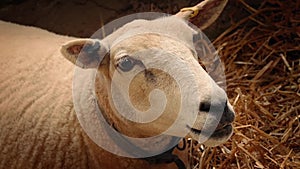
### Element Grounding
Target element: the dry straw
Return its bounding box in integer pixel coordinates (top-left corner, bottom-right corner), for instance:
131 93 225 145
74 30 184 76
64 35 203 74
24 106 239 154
189 0 300 168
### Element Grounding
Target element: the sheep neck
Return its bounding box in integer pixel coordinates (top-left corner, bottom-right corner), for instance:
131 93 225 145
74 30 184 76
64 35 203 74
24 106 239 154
99 107 186 169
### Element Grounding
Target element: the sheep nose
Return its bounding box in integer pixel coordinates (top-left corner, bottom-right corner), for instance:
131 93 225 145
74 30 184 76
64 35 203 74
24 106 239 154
199 100 235 124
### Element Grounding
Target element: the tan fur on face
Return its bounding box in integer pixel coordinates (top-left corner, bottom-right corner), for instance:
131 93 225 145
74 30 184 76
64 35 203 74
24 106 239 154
127 68 181 137
62 17 234 147
106 31 234 145
95 34 195 138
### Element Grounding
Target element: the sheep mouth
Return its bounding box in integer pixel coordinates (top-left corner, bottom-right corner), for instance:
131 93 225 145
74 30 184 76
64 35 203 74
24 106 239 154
187 124 233 138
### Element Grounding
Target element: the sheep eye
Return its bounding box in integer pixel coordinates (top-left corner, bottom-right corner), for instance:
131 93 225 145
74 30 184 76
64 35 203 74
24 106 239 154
117 56 135 72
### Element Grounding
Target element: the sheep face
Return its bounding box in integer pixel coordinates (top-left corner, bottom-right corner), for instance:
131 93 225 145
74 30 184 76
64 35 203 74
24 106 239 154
61 17 235 147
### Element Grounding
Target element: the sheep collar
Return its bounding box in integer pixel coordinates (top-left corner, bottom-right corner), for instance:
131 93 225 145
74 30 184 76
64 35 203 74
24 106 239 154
100 108 186 169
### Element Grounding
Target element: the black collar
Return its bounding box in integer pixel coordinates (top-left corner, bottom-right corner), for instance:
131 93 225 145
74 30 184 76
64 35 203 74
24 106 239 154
97 106 187 169
143 143 186 169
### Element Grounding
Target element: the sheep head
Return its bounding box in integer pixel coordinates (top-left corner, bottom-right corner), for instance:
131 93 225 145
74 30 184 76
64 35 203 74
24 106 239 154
61 15 234 151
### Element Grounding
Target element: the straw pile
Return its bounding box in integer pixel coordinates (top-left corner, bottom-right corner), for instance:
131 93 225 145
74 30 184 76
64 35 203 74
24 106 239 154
189 0 300 168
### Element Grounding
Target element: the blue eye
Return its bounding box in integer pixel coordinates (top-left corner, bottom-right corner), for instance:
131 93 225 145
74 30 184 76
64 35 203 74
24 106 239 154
118 56 135 72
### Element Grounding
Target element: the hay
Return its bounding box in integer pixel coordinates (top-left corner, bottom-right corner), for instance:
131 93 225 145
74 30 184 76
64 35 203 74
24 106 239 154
189 0 300 168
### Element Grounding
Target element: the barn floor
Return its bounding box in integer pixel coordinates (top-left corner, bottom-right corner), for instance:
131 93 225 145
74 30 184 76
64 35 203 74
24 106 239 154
0 0 299 168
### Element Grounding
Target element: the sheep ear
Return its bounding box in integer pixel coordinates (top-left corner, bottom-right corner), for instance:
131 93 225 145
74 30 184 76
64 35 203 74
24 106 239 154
176 0 228 30
61 39 108 69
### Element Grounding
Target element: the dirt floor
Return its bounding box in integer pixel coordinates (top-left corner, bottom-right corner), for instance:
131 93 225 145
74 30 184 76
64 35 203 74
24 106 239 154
0 0 299 168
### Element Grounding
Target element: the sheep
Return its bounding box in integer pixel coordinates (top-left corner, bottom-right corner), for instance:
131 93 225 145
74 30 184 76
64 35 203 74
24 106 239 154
0 1 235 169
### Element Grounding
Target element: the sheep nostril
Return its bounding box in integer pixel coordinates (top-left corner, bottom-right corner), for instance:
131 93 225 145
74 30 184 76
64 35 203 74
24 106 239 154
220 103 235 124
199 100 235 123
199 102 211 112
